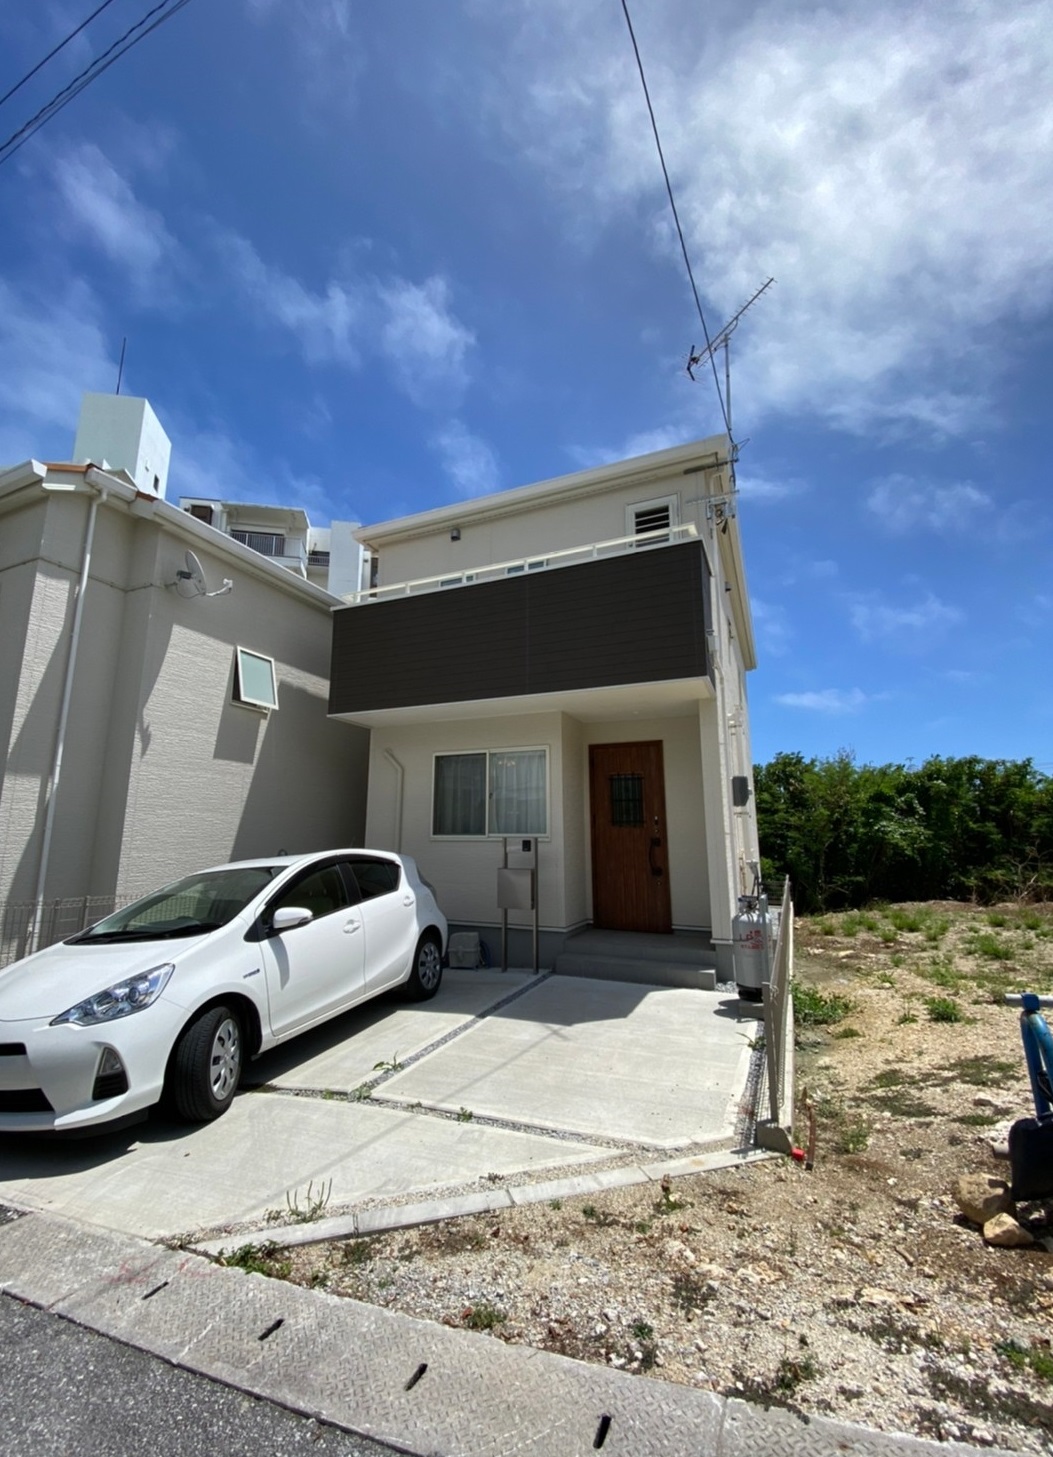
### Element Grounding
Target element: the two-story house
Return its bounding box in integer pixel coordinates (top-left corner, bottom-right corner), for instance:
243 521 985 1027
328 434 759 979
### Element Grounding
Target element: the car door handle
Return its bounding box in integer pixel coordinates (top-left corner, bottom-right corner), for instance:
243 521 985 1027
344 918 361 933
402 895 414 907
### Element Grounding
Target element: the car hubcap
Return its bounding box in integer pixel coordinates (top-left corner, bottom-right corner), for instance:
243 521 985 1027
210 1016 240 1101
418 941 441 989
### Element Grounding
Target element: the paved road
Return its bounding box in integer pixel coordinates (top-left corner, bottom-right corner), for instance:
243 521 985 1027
0 1296 402 1457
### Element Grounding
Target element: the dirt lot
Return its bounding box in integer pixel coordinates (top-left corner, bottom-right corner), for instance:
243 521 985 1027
222 903 1053 1453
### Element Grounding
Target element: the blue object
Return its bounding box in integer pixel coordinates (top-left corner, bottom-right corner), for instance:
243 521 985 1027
1018 994 1053 1118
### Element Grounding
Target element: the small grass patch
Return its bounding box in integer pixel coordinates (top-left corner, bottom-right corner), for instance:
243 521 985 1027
897 1011 918 1025
985 912 1009 928
879 928 898 945
996 1339 1053 1383
217 1242 291 1279
968 933 1014 962
775 1353 819 1392
926 996 964 1023
464 1302 506 1331
888 909 925 933
954 1112 999 1127
793 983 853 1027
835 1118 871 1153
832 1025 862 1039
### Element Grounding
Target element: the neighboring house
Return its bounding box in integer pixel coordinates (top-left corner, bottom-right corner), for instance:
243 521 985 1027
176 495 368 598
0 395 368 961
328 434 759 977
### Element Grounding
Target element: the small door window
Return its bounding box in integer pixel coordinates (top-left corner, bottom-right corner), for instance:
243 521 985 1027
609 773 644 826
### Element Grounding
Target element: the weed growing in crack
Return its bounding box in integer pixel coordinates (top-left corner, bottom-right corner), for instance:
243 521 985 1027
217 1242 291 1280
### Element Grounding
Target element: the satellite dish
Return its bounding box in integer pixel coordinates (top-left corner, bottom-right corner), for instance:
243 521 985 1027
174 549 233 599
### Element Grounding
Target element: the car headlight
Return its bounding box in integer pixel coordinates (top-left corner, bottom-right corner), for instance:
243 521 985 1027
51 964 175 1027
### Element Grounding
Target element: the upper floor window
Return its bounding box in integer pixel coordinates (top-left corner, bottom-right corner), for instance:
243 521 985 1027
185 504 213 524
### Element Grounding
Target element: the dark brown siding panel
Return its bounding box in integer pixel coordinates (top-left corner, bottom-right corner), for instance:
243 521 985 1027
329 540 711 714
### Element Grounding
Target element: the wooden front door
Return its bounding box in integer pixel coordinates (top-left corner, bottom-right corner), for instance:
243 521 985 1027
589 741 672 933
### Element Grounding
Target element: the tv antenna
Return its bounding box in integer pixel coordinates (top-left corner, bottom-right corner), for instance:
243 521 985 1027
173 549 233 599
686 277 774 440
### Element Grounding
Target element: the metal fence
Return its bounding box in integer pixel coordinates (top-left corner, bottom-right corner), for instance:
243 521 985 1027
0 895 141 970
758 876 795 1151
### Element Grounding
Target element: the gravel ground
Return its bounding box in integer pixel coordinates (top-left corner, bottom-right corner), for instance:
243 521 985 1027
215 903 1053 1454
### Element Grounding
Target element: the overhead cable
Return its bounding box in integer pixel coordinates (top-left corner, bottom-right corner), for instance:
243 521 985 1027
0 0 120 111
619 0 734 446
0 0 195 169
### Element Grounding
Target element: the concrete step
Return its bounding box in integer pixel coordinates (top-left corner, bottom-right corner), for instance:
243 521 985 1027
553 953 717 990
553 929 718 990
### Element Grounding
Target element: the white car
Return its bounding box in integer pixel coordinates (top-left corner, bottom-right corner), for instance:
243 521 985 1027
0 850 447 1133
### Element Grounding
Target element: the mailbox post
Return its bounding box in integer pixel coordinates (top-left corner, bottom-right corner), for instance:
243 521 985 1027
497 838 539 974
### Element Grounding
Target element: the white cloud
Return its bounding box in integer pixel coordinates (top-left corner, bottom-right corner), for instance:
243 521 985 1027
432 420 500 497
866 474 992 534
737 470 804 503
750 597 791 657
0 279 115 463
378 276 475 406
849 590 963 644
244 0 363 105
214 233 475 406
472 0 1053 436
215 232 362 367
775 688 870 714
47 143 178 295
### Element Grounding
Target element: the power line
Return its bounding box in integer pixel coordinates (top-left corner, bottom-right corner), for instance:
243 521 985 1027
619 0 734 446
0 0 195 170
0 0 120 111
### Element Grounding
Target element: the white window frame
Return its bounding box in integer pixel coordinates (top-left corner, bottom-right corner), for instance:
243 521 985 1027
232 646 279 712
431 746 550 839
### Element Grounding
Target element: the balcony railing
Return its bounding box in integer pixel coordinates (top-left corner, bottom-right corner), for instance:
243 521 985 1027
344 523 700 604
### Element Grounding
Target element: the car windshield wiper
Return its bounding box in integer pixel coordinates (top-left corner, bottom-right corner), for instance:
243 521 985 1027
70 922 222 944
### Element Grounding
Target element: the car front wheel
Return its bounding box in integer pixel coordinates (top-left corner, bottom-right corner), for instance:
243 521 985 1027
404 933 443 1001
169 1005 243 1122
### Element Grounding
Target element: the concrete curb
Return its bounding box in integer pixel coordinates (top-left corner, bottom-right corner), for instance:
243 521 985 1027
0 1205 1025 1457
194 1145 775 1255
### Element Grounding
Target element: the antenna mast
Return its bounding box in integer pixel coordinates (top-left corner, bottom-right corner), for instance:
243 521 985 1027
686 277 774 441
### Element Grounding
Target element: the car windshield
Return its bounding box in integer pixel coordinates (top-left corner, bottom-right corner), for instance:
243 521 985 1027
70 866 283 943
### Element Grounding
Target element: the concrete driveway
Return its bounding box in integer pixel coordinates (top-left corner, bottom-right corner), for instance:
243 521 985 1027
0 970 760 1242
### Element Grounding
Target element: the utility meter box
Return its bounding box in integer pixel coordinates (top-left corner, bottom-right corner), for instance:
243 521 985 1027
497 867 535 911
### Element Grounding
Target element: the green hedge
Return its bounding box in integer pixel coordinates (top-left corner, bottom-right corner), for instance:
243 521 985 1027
755 752 1053 914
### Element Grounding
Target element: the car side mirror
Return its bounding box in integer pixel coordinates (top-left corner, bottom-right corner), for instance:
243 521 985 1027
271 906 313 933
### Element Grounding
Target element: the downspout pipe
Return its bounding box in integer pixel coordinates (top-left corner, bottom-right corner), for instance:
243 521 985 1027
28 471 111 952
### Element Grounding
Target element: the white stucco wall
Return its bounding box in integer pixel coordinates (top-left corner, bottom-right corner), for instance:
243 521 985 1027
364 713 568 933
0 478 369 918
368 455 727 589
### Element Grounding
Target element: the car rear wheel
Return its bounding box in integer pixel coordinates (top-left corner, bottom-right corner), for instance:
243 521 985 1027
169 1006 243 1122
404 933 443 1001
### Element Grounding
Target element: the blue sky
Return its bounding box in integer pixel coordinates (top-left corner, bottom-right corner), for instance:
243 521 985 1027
1 0 1051 770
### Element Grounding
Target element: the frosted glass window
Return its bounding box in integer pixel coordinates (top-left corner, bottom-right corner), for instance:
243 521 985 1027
233 648 279 710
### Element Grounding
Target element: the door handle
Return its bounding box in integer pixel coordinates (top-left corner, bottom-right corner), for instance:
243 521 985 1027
649 837 663 877
402 895 414 907
344 918 361 934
